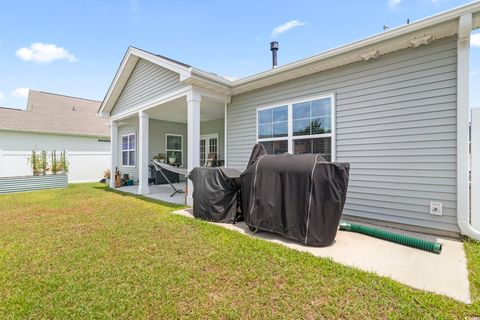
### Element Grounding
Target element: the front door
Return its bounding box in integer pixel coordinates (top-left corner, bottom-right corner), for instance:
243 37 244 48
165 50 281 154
200 134 219 166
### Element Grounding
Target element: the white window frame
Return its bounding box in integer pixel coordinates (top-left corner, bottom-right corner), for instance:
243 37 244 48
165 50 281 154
256 94 336 161
165 133 183 165
121 133 136 167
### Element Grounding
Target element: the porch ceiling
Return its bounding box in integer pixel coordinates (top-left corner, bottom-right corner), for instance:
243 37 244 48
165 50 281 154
146 96 224 124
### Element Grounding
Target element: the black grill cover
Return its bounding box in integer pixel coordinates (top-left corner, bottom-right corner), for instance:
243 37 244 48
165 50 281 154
241 144 350 247
188 167 242 223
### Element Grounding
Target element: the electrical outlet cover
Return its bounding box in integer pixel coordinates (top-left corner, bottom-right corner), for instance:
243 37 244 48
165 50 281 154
430 202 443 216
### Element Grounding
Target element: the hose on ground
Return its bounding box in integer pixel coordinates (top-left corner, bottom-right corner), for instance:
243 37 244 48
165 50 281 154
339 222 442 254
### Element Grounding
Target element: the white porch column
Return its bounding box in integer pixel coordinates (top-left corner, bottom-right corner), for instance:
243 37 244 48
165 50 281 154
110 121 118 188
138 111 150 195
187 90 201 205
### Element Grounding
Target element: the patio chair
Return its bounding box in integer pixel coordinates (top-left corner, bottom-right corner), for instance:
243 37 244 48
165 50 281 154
205 153 217 167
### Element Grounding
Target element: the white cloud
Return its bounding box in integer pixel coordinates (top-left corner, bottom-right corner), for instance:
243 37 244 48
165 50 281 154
271 20 306 38
11 88 29 98
471 33 480 48
16 43 77 63
0 92 4 99
388 0 402 8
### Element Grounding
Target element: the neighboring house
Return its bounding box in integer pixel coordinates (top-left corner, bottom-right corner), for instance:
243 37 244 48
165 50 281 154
0 90 110 182
98 3 480 238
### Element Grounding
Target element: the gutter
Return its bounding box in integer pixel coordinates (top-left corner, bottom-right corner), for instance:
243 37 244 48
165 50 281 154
457 13 480 240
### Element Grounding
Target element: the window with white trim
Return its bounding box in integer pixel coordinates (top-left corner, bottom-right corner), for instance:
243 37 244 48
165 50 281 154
166 134 183 165
122 133 136 166
257 96 334 161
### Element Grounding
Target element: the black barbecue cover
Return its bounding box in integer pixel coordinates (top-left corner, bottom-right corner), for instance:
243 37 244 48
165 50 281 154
241 144 350 247
188 167 242 223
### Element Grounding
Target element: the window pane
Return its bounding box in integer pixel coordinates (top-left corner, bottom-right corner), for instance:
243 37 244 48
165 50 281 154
122 151 128 166
170 151 182 165
167 135 182 150
272 121 288 137
200 140 206 166
311 98 331 118
272 105 288 122
122 136 128 150
258 123 272 139
310 118 330 135
258 109 272 124
209 138 218 154
294 137 331 161
260 140 288 155
258 105 287 139
128 151 135 166
292 101 310 120
293 98 332 136
293 119 311 136
128 134 135 149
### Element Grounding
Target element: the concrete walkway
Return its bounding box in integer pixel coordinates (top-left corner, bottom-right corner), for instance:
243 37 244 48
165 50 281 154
173 209 470 304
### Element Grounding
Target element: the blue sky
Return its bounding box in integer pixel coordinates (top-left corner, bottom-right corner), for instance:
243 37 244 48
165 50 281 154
0 0 479 109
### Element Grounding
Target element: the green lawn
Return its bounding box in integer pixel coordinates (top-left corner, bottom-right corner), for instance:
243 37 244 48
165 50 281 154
0 183 479 319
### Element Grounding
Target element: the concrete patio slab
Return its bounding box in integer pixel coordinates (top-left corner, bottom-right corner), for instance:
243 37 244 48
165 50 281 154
118 183 186 205
173 208 470 304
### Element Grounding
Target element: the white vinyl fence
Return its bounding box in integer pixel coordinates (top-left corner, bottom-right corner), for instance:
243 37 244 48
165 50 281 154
0 150 110 183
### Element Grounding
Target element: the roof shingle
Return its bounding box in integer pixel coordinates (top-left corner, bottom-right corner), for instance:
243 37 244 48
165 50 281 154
0 90 109 137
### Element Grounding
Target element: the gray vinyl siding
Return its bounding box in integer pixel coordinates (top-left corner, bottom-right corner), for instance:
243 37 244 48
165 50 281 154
201 119 225 160
226 36 458 233
111 59 186 116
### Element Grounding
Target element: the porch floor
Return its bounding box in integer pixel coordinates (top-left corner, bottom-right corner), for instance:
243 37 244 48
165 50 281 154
173 208 470 304
117 183 186 205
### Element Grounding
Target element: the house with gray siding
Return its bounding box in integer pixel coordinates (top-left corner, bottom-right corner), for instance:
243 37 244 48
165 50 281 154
98 3 480 239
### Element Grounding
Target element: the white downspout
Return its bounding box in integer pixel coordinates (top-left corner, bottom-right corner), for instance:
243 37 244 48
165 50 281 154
457 13 480 240
224 101 228 168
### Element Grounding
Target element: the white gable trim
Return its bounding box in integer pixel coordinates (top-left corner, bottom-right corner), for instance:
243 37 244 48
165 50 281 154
98 47 192 115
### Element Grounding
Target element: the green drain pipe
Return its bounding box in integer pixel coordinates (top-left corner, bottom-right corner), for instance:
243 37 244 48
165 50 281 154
339 222 442 254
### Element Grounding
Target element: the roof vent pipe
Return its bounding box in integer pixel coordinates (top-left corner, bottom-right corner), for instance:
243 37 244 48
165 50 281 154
270 41 279 68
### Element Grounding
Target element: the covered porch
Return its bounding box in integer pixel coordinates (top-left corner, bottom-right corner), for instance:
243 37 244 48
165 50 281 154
109 87 229 205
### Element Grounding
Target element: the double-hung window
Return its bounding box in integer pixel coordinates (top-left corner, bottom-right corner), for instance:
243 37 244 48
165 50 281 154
166 134 183 166
122 133 136 166
257 95 334 161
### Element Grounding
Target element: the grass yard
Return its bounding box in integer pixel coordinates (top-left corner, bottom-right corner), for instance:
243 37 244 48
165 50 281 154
0 183 479 319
